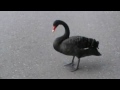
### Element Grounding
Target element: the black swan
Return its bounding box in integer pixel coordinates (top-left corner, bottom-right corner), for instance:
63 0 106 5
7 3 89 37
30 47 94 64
52 20 101 72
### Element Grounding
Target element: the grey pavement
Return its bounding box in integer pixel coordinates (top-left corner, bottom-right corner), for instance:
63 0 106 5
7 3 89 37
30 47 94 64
0 11 120 79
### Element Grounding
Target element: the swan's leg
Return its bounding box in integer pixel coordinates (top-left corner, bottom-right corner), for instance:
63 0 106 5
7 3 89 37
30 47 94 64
71 58 80 72
64 56 75 66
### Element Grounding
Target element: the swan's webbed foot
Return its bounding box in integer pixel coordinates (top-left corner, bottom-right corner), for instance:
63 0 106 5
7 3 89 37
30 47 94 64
71 67 79 72
64 56 75 66
64 63 74 66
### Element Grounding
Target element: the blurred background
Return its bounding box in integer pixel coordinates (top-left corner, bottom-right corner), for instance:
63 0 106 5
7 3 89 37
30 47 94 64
0 11 120 79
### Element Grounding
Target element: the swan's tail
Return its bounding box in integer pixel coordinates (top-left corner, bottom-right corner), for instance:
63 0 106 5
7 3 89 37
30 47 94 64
94 49 102 56
90 40 101 56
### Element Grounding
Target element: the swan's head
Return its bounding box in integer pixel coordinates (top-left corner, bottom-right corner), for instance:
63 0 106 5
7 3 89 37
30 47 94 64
52 20 63 32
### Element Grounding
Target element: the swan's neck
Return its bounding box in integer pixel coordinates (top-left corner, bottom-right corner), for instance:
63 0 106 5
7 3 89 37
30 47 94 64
62 22 70 39
53 21 70 51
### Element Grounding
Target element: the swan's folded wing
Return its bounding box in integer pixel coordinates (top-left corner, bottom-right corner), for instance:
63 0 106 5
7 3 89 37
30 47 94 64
62 36 93 49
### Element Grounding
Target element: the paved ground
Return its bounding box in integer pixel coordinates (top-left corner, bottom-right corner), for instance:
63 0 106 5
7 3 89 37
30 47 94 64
0 11 120 79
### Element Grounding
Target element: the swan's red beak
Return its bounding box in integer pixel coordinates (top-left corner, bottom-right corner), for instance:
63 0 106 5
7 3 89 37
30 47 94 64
52 26 56 32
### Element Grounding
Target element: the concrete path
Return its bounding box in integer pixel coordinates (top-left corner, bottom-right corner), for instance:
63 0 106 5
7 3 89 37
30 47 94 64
0 11 120 79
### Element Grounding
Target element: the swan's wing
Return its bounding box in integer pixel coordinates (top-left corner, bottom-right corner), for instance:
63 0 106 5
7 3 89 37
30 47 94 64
62 36 98 49
61 36 87 49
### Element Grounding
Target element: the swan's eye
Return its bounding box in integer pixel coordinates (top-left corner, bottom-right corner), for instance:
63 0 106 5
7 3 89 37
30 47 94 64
52 26 57 32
